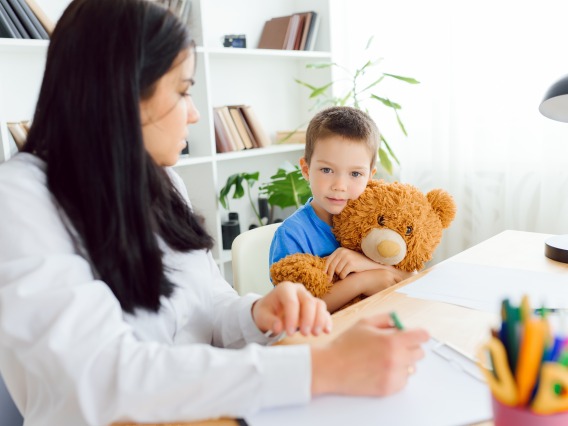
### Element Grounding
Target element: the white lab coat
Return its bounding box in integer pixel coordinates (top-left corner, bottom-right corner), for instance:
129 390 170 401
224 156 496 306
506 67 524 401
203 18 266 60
0 154 311 426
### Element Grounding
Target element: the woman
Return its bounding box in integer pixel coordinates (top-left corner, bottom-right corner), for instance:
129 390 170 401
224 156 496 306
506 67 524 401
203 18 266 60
0 0 429 425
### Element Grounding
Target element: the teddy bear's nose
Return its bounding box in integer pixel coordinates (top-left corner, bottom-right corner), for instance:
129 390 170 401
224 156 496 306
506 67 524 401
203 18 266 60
377 240 401 258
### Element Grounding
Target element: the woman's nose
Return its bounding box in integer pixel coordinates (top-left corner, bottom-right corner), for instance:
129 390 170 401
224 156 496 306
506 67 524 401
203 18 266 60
187 97 200 124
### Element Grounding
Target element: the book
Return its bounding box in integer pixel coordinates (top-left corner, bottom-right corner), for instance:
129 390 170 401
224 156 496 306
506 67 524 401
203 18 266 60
22 0 53 35
212 108 234 153
240 106 271 148
298 12 313 51
10 0 48 39
284 14 300 50
235 106 259 148
258 15 292 50
0 0 25 38
218 106 245 150
228 106 254 149
0 122 15 161
7 0 41 39
276 129 306 145
20 119 31 133
0 2 17 38
7 121 27 150
305 11 320 51
292 14 305 51
6 126 19 155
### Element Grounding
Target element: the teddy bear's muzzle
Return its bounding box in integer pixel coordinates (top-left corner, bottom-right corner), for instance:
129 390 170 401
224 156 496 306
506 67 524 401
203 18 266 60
361 228 407 266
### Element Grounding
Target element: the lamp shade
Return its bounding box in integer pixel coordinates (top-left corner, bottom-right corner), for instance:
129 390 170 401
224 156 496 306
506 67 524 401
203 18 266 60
539 76 568 264
539 74 568 122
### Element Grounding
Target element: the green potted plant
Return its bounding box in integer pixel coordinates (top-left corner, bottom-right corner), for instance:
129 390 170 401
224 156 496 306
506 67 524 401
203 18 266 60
219 162 312 227
218 172 263 227
294 37 419 175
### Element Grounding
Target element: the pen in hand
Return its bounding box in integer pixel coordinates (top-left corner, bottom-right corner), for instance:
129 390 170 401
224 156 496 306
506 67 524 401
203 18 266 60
390 311 405 330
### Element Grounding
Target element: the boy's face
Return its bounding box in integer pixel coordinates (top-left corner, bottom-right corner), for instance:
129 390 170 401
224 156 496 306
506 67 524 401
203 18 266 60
300 135 376 225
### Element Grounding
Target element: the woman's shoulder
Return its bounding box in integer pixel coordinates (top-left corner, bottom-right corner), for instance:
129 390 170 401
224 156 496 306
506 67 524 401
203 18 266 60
0 153 48 196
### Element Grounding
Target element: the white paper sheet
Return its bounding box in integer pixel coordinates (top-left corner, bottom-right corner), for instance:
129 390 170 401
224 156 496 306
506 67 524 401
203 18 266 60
246 339 492 426
397 261 568 312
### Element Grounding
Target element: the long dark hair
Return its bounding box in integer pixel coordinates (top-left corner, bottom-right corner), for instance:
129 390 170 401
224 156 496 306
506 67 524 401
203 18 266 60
24 0 213 313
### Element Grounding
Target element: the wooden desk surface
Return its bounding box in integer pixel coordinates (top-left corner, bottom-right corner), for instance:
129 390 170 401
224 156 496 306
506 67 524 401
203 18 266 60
116 230 568 426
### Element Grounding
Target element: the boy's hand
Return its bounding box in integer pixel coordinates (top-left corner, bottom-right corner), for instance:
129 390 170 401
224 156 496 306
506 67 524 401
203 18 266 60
325 247 411 281
356 269 408 296
252 282 332 337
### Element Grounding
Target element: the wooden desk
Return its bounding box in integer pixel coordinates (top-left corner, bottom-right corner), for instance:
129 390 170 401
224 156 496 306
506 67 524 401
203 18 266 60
116 230 567 426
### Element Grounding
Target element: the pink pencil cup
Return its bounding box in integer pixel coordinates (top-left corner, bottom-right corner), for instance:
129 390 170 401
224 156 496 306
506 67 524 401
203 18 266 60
492 397 568 426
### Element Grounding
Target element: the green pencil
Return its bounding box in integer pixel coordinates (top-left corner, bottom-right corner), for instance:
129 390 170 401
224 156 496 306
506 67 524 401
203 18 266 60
390 312 405 330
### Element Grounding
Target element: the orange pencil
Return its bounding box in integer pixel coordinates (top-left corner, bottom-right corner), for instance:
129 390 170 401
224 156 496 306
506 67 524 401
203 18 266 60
515 318 546 406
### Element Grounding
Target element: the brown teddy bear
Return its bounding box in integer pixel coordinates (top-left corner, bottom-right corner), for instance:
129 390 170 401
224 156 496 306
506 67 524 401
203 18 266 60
270 179 456 307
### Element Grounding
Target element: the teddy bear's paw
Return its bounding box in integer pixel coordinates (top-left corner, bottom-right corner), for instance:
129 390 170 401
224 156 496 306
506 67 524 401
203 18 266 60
270 253 332 298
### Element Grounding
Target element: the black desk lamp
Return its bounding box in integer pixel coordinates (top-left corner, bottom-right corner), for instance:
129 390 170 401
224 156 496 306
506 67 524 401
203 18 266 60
538 74 568 263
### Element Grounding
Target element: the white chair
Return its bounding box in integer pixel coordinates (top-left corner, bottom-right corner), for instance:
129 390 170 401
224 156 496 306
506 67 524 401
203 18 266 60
231 223 281 296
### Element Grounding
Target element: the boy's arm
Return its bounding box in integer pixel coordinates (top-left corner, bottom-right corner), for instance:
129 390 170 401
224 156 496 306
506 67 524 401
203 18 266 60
325 247 414 280
322 268 406 313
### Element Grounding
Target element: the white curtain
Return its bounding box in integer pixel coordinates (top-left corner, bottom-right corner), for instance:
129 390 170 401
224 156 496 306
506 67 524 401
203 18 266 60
333 0 568 264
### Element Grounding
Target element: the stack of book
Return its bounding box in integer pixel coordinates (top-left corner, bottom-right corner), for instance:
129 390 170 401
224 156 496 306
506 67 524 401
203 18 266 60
213 105 271 154
257 11 319 51
4 119 30 154
0 0 52 39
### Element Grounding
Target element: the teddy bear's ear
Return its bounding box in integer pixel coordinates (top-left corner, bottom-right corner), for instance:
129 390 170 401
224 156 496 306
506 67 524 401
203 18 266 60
426 189 456 229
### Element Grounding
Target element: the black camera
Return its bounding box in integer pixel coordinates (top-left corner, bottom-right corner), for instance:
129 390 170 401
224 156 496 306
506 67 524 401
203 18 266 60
223 34 246 48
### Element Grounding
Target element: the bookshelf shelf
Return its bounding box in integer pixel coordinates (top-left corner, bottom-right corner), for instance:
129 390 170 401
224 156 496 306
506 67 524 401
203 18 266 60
0 0 335 285
174 155 214 167
0 38 48 51
214 144 304 162
205 47 332 60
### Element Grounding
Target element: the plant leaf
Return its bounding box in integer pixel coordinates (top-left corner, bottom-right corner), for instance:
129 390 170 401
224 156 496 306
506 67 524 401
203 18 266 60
381 135 400 165
365 35 374 50
394 109 408 136
218 173 239 209
243 171 259 188
383 73 420 84
294 79 318 91
306 62 336 69
259 167 311 209
378 147 393 175
370 94 401 109
360 75 385 93
309 82 334 98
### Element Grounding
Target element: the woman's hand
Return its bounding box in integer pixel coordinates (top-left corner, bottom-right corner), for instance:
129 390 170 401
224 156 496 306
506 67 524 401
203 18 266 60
311 313 429 396
252 281 332 337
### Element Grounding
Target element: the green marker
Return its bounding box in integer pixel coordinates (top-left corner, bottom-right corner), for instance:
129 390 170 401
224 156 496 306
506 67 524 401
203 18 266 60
390 312 404 330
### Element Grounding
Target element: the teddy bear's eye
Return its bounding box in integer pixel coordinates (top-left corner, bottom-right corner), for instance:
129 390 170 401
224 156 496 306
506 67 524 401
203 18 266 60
405 226 413 236
378 215 385 226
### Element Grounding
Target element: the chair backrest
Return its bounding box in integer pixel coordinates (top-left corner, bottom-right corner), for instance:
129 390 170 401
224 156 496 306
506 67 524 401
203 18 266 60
231 223 281 296
0 374 23 426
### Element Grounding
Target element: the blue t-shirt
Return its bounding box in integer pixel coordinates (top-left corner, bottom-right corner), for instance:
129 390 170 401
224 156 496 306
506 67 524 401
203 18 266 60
269 198 340 267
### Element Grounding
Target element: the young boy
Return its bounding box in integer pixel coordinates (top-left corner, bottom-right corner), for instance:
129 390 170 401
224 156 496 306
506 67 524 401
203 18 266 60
269 106 410 312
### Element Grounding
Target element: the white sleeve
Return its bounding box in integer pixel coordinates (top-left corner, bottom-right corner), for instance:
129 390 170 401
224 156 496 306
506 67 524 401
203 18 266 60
0 158 311 426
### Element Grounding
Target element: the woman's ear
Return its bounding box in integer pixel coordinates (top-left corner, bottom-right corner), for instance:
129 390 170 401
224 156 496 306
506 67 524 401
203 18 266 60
299 157 310 181
139 101 149 126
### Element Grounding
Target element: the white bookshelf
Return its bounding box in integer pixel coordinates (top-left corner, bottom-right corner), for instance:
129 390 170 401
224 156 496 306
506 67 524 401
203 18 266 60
0 0 336 281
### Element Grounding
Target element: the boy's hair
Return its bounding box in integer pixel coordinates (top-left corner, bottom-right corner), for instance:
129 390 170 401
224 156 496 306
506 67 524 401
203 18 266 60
304 106 380 169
